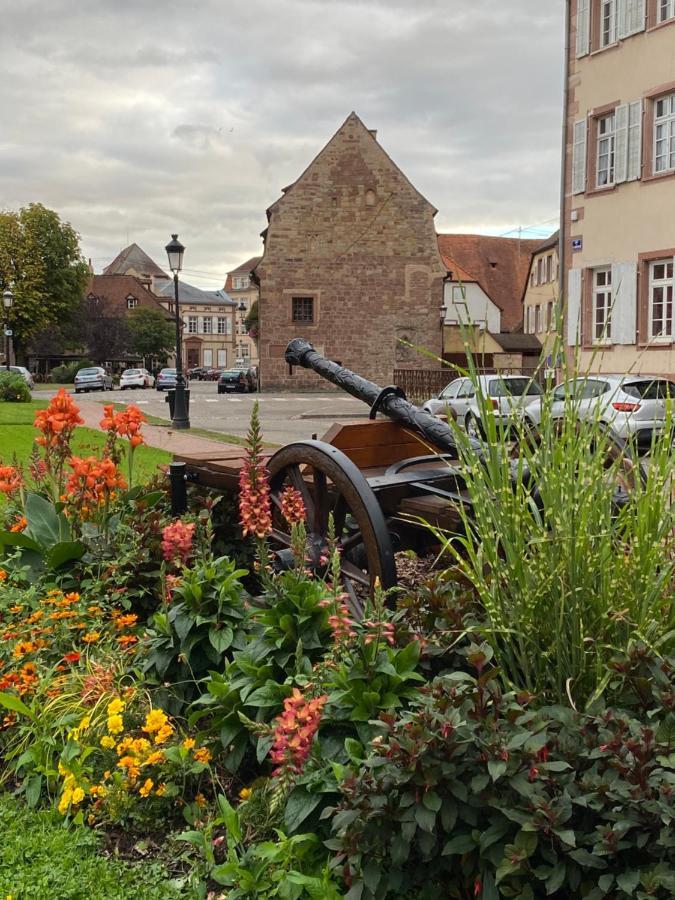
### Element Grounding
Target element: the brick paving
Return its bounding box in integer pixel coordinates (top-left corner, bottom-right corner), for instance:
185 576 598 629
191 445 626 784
75 398 241 457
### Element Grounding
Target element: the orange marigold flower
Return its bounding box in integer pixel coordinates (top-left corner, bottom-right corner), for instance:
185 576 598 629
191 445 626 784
181 737 196 751
154 723 174 745
9 516 27 533
115 614 138 630
193 747 212 765
117 635 138 647
139 778 154 798
0 465 23 496
82 631 101 644
0 568 6 581
12 641 36 658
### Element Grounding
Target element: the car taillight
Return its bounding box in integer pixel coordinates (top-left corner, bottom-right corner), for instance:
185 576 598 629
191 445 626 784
490 399 499 410
612 401 640 413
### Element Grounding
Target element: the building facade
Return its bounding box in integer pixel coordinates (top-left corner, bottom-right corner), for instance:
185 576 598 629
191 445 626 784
105 244 237 370
522 231 560 359
564 0 675 377
224 256 261 364
255 113 446 390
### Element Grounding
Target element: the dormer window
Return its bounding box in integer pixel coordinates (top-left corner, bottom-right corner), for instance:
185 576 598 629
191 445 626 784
126 295 139 309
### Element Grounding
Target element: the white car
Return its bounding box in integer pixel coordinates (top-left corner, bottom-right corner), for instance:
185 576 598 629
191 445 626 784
9 365 34 389
423 375 543 439
522 375 674 447
119 368 154 390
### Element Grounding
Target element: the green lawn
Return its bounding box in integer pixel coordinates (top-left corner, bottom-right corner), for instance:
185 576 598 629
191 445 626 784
0 794 193 899
0 400 171 484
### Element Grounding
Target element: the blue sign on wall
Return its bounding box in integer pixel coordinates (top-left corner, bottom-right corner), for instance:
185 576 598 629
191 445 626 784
572 237 583 251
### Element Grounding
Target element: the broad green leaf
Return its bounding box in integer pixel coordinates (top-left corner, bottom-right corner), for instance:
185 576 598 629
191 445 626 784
284 786 322 834
442 833 475 855
45 540 85 569
208 625 234 655
24 492 71 546
0 692 34 719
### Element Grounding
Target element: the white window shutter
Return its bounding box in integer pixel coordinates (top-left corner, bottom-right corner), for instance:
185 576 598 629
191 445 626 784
610 262 637 344
567 269 582 346
617 0 628 37
614 104 629 183
627 100 642 181
576 0 590 57
572 120 587 195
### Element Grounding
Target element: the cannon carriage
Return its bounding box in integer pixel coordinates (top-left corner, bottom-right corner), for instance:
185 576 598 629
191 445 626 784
172 339 642 617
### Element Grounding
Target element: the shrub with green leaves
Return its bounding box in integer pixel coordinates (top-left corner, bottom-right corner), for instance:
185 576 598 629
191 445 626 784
0 370 30 402
330 645 675 900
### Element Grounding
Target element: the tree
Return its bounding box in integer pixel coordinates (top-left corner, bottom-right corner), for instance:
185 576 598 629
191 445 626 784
244 299 259 342
127 307 175 365
80 295 130 365
0 203 89 362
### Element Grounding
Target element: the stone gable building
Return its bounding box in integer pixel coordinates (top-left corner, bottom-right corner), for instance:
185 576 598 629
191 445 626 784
254 112 446 390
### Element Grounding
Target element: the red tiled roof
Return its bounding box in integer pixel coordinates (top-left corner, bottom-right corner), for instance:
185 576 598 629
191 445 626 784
437 234 542 331
85 275 170 317
224 256 262 290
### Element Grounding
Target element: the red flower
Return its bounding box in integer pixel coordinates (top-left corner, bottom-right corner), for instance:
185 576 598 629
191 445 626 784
0 465 23 496
161 521 195 565
63 652 81 664
34 389 83 449
269 689 327 776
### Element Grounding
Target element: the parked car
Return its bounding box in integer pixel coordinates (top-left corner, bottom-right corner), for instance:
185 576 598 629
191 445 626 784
155 368 189 391
423 374 543 439
217 368 249 393
521 375 675 447
8 365 34 389
204 368 224 382
73 366 113 393
119 368 154 390
188 366 209 380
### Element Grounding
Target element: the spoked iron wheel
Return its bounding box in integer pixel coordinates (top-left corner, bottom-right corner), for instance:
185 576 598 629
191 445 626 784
268 441 396 618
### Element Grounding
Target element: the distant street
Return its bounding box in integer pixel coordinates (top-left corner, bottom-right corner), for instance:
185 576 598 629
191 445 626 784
39 383 372 446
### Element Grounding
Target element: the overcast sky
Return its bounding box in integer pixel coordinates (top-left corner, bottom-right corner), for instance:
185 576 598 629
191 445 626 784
1 0 565 288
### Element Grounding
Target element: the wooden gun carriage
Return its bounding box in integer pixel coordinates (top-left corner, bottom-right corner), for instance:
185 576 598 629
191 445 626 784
172 338 640 616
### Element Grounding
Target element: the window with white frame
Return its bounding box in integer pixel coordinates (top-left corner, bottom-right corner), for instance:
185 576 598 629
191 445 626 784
648 259 674 341
654 93 675 174
217 316 229 335
126 296 138 309
202 316 213 334
659 0 675 23
534 305 541 333
596 113 616 186
601 0 617 46
233 276 249 289
592 268 612 343
187 315 198 334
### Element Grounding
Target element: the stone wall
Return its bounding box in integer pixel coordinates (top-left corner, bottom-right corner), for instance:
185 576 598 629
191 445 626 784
256 113 445 391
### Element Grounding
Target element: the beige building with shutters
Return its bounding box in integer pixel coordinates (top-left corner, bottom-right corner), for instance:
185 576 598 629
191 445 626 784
563 0 675 378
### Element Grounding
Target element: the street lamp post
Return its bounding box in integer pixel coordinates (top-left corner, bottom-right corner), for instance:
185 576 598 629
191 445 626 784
3 288 13 372
164 234 190 430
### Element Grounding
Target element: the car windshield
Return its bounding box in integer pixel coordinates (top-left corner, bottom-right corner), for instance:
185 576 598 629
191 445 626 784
123 369 141 376
78 368 100 375
623 379 675 400
488 378 542 397
222 370 241 376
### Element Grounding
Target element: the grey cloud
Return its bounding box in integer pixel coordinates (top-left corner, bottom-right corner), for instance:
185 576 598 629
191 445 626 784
0 0 565 284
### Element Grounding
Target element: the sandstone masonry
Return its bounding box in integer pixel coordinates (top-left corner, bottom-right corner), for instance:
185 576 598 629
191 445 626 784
255 112 446 390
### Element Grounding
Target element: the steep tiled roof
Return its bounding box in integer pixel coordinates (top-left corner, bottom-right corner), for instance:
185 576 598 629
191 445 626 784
153 280 236 307
437 234 542 331
493 332 542 352
224 256 262 291
534 230 559 253
85 275 170 316
103 244 168 280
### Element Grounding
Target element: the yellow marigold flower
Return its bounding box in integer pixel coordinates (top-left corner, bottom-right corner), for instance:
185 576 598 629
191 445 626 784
107 714 124 735
142 708 168 734
107 697 125 716
71 787 85 805
82 631 101 644
139 778 154 798
182 737 196 751
103 770 111 780
89 784 107 798
131 738 150 755
144 750 165 766
78 715 91 730
100 735 116 750
58 790 72 815
154 723 174 745
116 737 134 756
193 747 212 765
239 787 252 801
155 783 167 797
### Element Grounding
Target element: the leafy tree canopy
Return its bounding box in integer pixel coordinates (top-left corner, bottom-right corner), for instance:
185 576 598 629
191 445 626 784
0 203 89 360
127 306 175 360
244 299 259 341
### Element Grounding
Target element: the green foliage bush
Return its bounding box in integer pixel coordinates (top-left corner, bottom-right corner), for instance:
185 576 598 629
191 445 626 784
331 645 675 900
49 358 94 383
0 370 31 402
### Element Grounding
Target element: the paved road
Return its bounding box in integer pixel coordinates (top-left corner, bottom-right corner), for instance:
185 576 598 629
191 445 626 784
39 383 372 446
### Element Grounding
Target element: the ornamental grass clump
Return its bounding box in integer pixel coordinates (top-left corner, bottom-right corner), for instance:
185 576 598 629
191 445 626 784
428 331 674 706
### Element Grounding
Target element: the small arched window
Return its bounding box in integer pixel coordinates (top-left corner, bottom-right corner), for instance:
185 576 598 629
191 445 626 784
365 189 376 207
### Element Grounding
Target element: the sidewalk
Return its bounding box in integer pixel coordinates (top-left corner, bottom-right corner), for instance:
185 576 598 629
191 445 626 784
75 399 241 457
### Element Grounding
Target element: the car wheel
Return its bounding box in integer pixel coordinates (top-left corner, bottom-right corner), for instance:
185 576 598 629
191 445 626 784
465 413 485 440
75 389 81 394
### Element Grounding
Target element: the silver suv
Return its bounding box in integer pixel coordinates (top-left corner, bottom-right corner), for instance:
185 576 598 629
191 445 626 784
73 366 113 393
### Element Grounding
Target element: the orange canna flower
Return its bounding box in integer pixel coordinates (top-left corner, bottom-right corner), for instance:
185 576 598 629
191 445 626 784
0 465 23 496
9 515 27 532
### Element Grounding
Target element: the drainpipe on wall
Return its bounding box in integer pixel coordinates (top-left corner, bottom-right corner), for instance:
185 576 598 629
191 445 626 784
558 0 572 371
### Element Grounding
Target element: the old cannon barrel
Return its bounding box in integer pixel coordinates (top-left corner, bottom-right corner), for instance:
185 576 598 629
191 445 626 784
285 338 479 458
